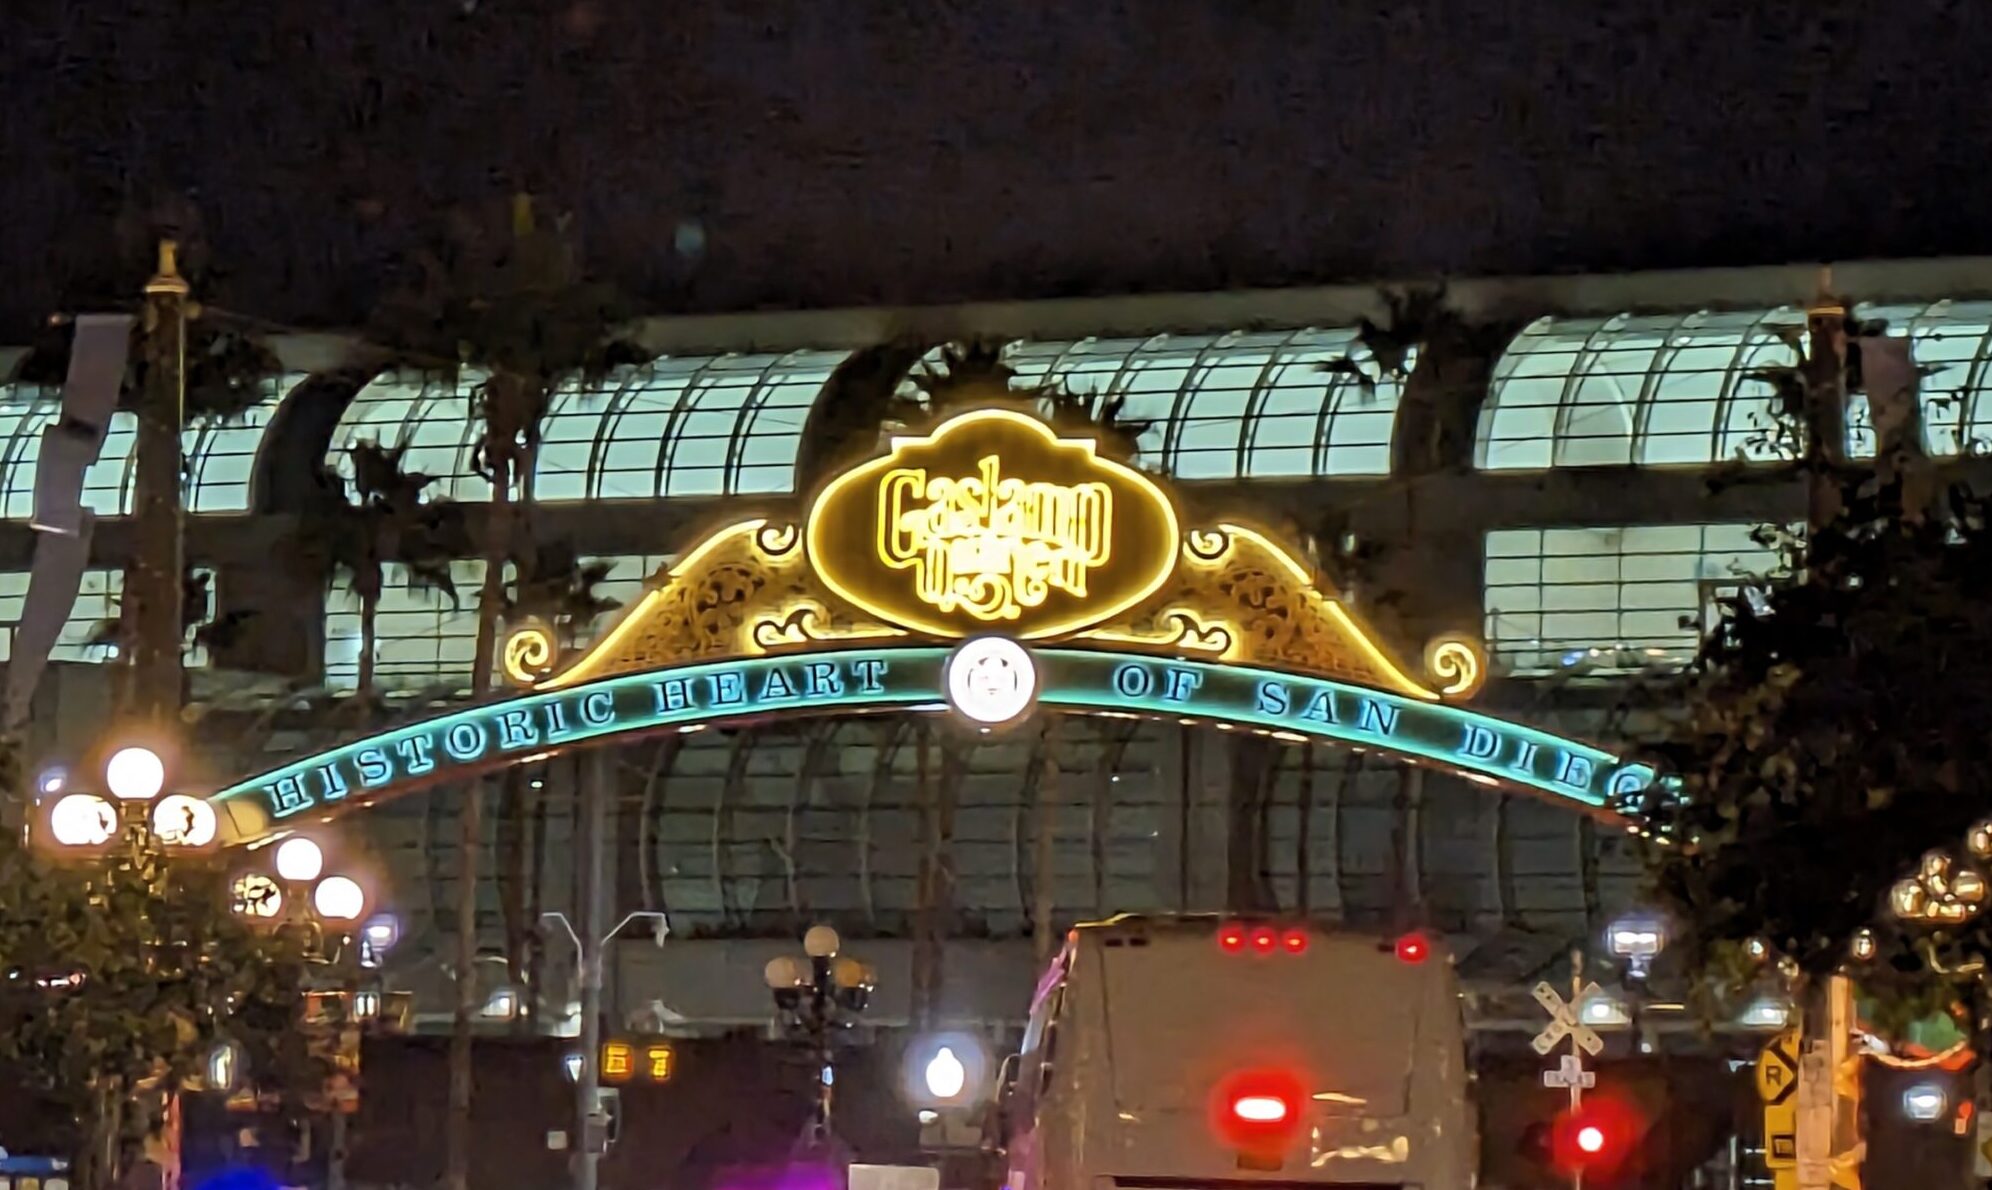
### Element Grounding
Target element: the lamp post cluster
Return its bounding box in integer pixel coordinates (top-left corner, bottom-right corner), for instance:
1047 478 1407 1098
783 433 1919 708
43 744 217 851
763 925 876 1151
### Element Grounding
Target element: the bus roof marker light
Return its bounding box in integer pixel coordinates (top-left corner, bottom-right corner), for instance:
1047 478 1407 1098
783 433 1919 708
1219 925 1245 953
1250 926 1277 954
1281 929 1308 954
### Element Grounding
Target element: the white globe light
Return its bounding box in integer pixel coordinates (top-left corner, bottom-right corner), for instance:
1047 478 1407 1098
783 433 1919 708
230 874 284 919
104 746 165 801
803 924 841 959
274 836 325 883
48 793 117 847
944 637 1037 726
150 794 217 847
924 1046 967 1100
312 875 366 922
764 955 805 990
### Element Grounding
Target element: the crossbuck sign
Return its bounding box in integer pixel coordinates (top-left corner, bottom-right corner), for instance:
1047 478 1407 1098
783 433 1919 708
1532 981 1605 1058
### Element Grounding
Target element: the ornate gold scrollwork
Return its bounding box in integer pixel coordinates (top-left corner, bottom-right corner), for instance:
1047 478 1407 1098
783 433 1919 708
538 519 905 690
1083 522 1438 700
1424 635 1486 699
501 619 558 687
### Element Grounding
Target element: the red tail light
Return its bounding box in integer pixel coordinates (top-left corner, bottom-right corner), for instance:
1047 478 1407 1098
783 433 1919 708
1214 1070 1304 1152
1218 925 1245 952
1394 931 1429 964
1250 926 1277 954
1282 929 1308 954
1231 1094 1290 1123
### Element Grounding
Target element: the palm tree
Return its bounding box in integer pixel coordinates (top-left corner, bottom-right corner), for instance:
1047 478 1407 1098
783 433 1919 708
308 442 469 704
496 539 621 1028
365 193 644 1190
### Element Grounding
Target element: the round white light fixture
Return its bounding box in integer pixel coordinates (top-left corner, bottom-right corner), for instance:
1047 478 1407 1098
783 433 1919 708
150 794 217 847
274 836 325 883
104 746 166 801
924 1047 967 1100
804 924 842 959
312 875 366 922
230 873 284 919
944 637 1037 726
48 793 117 847
37 766 66 797
764 955 806 990
902 1032 990 1107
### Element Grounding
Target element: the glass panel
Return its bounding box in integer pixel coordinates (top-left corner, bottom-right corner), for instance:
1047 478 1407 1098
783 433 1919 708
1009 329 1400 479
1480 311 1809 470
323 560 487 693
328 372 490 502
1484 523 1787 676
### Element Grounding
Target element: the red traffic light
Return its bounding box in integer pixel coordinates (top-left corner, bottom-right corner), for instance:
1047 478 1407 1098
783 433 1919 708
1549 1097 1641 1175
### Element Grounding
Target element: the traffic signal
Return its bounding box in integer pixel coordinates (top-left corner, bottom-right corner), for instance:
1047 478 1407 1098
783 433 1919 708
1548 1096 1643 1179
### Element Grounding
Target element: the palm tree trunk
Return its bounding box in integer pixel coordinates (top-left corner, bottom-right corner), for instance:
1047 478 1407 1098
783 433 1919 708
1032 714 1060 969
448 450 509 1190
357 590 378 698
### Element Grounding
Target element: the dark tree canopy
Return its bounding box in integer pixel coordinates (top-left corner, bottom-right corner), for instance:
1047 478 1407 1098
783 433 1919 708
1638 480 1992 997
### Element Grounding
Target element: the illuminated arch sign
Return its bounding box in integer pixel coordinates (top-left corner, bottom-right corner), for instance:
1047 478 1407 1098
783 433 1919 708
209 407 1656 842
209 644 1653 840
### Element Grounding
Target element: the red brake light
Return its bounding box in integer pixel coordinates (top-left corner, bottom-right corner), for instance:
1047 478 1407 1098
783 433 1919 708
1213 1070 1305 1151
1395 931 1429 964
1250 927 1277 954
1231 1094 1290 1123
1282 929 1308 954
1219 926 1245 953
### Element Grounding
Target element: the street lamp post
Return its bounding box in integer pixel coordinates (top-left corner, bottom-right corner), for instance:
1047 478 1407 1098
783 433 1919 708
764 925 875 1154
540 908 667 1190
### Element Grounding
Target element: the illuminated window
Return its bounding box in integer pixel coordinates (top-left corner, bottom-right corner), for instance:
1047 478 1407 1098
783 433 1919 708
331 354 848 504
324 560 486 693
1483 524 1785 676
1478 311 1803 469
1003 329 1404 479
323 554 668 691
329 371 490 502
1846 300 1992 458
0 377 299 517
0 568 214 666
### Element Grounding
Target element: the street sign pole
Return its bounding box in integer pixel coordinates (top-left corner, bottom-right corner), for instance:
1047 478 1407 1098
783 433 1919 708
1534 949 1605 1190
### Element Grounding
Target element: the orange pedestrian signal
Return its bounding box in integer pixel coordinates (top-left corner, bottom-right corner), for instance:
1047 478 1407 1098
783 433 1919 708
645 1043 675 1082
601 1041 634 1082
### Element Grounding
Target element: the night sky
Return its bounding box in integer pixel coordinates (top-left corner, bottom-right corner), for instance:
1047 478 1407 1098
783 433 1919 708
4 0 1990 337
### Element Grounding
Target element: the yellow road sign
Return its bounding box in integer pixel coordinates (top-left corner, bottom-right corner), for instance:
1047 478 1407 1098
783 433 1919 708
1757 1029 1800 1105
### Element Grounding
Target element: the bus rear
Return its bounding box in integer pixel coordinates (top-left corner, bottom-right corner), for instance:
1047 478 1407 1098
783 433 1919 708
997 917 1474 1190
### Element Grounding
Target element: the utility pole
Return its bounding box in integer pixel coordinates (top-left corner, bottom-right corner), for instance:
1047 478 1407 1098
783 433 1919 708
575 747 609 1190
128 241 188 723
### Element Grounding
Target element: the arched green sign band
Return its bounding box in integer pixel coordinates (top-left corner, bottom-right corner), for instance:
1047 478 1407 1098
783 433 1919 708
209 645 1653 837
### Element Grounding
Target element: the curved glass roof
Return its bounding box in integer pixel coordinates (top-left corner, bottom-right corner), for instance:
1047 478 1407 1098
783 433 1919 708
1477 310 1802 470
1005 328 1404 479
1848 300 1992 457
0 376 300 517
329 352 851 503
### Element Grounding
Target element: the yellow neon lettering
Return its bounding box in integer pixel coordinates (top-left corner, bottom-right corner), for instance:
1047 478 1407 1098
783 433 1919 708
877 454 1112 622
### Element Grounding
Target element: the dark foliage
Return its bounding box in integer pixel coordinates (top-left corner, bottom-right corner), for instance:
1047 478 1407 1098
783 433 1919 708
1636 478 1992 990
